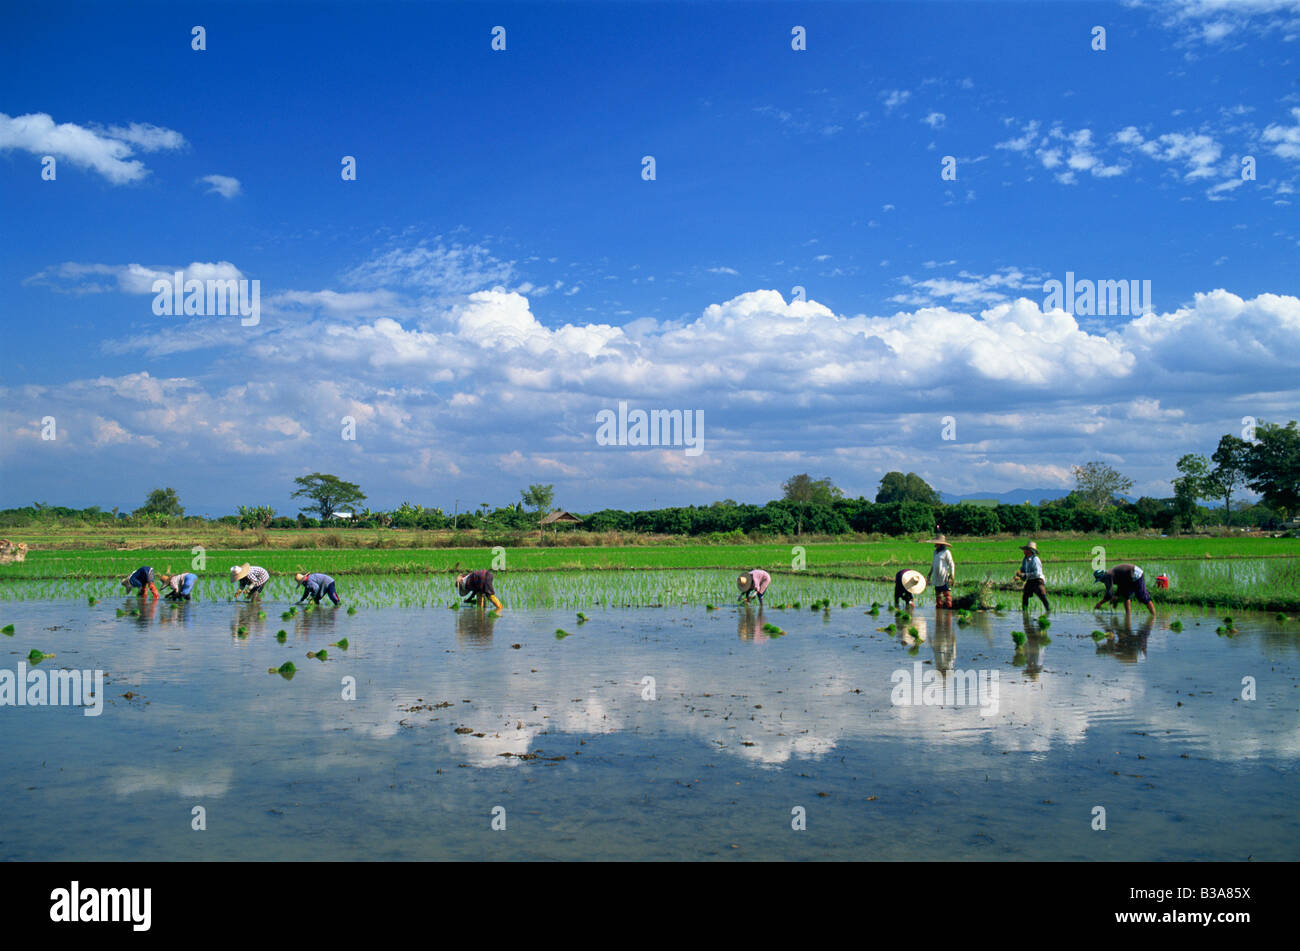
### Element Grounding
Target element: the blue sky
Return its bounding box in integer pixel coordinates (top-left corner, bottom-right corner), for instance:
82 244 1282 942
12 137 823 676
2 0 1298 516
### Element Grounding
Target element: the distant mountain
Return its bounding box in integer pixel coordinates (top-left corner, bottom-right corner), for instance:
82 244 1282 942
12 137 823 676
938 488 1073 506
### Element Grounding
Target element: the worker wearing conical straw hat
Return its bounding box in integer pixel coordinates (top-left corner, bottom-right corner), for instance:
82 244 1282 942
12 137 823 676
159 570 198 601
736 569 771 606
295 572 341 606
924 534 955 609
893 569 926 610
1014 542 1051 612
230 563 270 601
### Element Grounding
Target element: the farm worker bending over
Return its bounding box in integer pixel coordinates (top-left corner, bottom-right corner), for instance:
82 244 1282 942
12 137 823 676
737 569 771 605
160 572 198 601
894 569 926 610
457 570 503 611
296 572 341 606
121 566 160 599
231 563 270 600
925 535 955 608
1093 564 1156 619
1015 542 1051 612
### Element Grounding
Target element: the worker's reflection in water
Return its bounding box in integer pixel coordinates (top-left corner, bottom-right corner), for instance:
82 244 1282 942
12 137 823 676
736 603 771 642
1096 614 1154 663
457 606 498 645
1015 615 1048 680
931 608 956 676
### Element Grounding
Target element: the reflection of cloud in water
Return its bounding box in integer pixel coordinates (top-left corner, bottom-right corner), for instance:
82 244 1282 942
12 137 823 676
112 766 233 798
310 610 1300 770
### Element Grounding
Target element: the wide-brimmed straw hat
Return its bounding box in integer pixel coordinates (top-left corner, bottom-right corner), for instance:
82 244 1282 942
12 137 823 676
294 572 308 582
230 563 251 581
1020 541 1039 553
737 572 755 592
900 569 927 595
923 534 951 548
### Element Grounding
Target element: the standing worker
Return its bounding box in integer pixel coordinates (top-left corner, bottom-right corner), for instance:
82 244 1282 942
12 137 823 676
120 565 160 599
457 570 503 611
1015 542 1051 612
1093 564 1156 619
924 534 955 608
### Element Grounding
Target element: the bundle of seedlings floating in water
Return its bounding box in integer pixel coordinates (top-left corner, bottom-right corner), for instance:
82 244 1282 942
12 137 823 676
306 649 328 660
762 622 785 637
555 628 571 639
347 605 357 614
1011 630 1026 648
329 638 348 650
577 611 589 621
1037 616 1051 630
236 626 248 637
275 630 287 641
1 623 13 635
268 661 296 678
1169 620 1184 632
1091 630 1109 642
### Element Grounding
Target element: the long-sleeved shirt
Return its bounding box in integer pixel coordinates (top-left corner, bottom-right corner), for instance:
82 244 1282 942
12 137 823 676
127 566 155 588
930 550 954 586
170 573 197 595
458 570 495 597
239 566 270 588
1020 555 1044 580
299 573 335 599
748 569 771 594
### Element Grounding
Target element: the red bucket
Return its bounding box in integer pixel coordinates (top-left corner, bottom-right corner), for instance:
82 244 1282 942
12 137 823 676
1155 574 1170 590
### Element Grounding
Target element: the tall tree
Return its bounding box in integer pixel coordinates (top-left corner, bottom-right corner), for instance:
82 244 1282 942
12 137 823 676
875 471 940 506
782 473 842 535
520 484 556 520
1172 454 1210 530
291 473 367 522
1208 434 1250 528
1071 461 1134 510
135 487 184 517
1243 420 1300 520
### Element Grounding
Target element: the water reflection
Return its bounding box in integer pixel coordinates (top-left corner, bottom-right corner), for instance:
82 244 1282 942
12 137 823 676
456 606 498 645
1095 614 1153 662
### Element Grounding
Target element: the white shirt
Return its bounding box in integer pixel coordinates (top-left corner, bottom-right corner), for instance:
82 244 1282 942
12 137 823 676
931 549 954 586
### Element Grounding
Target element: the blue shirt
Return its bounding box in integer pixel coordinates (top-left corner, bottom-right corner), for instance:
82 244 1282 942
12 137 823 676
127 566 154 588
173 573 197 595
302 573 334 596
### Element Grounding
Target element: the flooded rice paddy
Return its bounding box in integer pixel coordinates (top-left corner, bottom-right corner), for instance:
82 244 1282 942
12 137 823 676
2 571 1298 861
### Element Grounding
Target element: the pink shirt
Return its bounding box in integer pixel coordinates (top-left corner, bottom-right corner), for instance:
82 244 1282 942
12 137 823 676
749 569 771 594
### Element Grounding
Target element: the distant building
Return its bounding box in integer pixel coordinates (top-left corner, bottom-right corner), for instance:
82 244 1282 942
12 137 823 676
540 510 583 526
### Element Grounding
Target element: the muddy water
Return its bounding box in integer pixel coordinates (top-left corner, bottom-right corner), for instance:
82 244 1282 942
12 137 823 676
2 596 1297 860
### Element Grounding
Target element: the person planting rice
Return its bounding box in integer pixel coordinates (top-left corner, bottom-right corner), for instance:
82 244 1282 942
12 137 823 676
1092 564 1156 619
925 535 955 608
1014 542 1051 612
120 565 160 599
231 563 270 600
160 571 198 601
736 569 771 605
893 569 926 609
295 572 341 606
456 569 503 611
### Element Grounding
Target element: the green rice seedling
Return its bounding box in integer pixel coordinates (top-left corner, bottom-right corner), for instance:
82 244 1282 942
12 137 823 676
1011 631 1026 647
792 602 801 609
1091 630 1108 641
269 661 297 676
762 622 785 636
1276 613 1287 622
1 623 13 635
897 612 911 623
347 605 357 614
329 638 349 650
994 601 1007 612
555 628 572 640
907 626 920 639
868 606 880 616
307 649 328 660
28 649 53 662
885 623 897 635
87 596 98 606
236 626 248 637
115 608 125 617
840 601 850 608
281 611 294 620
275 630 287 641
1169 620 1183 632
1037 616 1051 630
